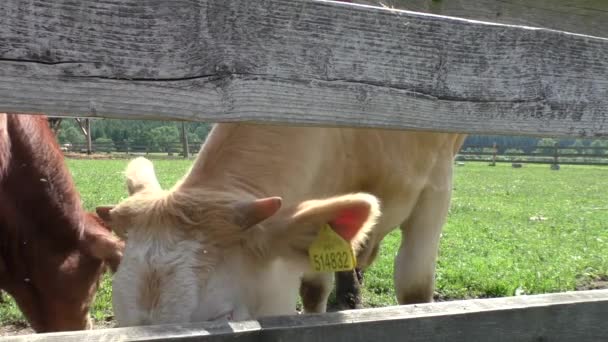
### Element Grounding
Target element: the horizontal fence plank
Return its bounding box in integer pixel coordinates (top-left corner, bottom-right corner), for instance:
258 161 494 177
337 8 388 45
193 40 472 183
3 289 608 341
459 158 608 166
354 0 608 39
0 0 607 137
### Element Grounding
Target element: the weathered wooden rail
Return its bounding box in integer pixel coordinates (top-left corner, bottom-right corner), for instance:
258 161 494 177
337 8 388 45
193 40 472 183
1 0 607 341
3 290 608 342
355 0 607 38
1 0 607 137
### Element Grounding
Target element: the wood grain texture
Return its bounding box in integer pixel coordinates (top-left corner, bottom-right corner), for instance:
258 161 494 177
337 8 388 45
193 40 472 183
355 0 608 39
3 289 608 341
0 0 607 137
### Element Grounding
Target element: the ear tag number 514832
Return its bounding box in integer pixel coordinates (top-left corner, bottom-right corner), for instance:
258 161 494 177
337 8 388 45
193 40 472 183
308 224 357 272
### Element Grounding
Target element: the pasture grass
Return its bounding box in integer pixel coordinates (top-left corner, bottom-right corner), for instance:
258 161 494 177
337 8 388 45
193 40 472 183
1 160 607 327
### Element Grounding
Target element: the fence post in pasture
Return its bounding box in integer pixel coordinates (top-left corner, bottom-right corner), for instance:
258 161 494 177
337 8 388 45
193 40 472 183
85 119 92 155
48 117 63 134
181 122 190 158
551 144 560 170
125 139 130 155
489 142 497 166
74 118 93 155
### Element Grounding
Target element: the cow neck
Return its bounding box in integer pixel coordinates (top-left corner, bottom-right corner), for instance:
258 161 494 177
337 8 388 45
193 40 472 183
2 116 85 275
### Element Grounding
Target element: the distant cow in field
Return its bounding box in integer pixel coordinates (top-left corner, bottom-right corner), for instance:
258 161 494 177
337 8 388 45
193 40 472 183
97 123 465 326
0 113 124 332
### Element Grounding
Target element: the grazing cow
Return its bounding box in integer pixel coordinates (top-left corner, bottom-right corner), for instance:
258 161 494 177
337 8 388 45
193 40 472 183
97 123 465 326
0 113 124 332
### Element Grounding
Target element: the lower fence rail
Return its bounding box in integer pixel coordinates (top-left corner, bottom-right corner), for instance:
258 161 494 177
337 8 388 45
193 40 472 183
3 289 608 342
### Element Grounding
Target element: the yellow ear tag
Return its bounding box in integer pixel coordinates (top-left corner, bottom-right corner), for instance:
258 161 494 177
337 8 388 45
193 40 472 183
308 224 357 272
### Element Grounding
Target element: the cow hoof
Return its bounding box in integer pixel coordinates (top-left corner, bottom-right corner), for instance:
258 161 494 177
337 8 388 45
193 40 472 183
336 293 363 310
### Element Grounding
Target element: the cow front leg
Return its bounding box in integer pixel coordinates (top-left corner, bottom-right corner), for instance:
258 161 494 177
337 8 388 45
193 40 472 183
335 269 363 310
394 185 452 304
334 238 381 309
299 272 334 313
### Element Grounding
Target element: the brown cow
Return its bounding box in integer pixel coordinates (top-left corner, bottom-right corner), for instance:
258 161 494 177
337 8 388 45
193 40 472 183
98 123 464 326
0 113 124 332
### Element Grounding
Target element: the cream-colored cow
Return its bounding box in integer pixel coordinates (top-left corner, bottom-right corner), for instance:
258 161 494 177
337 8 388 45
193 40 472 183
97 123 465 326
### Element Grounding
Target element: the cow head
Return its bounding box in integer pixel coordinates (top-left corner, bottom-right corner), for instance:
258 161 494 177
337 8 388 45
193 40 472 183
0 213 123 332
97 157 379 326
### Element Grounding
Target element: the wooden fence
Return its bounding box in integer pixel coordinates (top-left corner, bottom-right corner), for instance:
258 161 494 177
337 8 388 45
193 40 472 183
60 141 204 156
0 0 607 340
458 146 608 166
3 290 608 342
63 140 608 166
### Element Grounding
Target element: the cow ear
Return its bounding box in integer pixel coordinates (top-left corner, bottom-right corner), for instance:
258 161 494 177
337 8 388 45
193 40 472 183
274 193 380 257
125 157 161 195
82 229 124 273
95 206 114 223
95 206 130 239
233 197 283 229
83 213 125 272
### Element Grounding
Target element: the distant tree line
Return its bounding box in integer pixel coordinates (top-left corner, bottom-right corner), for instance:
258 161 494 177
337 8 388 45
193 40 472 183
463 135 608 154
54 119 608 154
56 119 212 152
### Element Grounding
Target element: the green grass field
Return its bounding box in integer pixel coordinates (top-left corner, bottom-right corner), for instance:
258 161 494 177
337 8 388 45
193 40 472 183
1 160 607 328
